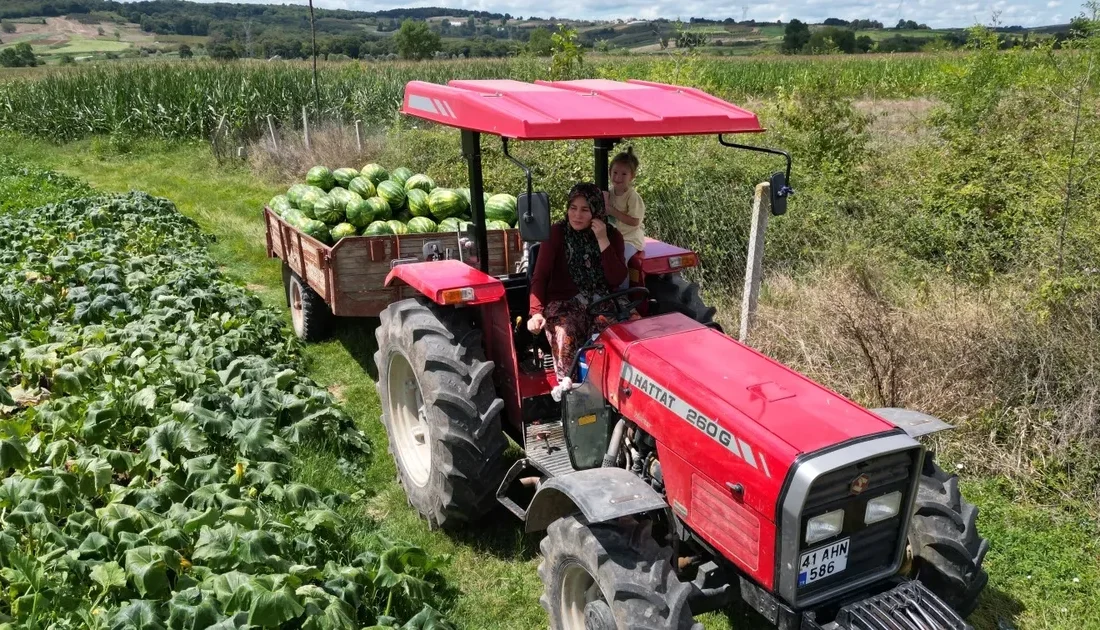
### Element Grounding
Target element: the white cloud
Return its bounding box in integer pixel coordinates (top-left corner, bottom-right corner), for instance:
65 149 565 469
167 0 1078 28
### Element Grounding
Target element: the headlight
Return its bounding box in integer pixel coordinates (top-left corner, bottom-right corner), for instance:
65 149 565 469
805 509 845 545
864 491 903 525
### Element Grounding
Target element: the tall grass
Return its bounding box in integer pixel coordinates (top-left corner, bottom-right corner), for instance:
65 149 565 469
0 54 967 141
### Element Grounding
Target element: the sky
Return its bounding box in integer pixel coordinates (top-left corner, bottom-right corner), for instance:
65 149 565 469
178 0 1078 28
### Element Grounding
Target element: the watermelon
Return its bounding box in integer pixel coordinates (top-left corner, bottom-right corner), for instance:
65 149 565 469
386 220 409 235
406 189 432 218
404 174 435 193
360 163 388 186
333 167 359 188
456 187 471 206
312 195 344 225
364 196 392 221
486 194 518 224
389 167 414 187
487 219 513 231
282 208 305 228
362 220 393 236
346 198 375 228
330 222 358 241
428 188 468 220
329 188 361 213
392 209 412 223
286 184 311 207
300 219 332 244
297 188 327 219
438 217 471 232
306 166 336 191
406 216 438 233
377 180 406 212
348 176 376 199
269 195 293 216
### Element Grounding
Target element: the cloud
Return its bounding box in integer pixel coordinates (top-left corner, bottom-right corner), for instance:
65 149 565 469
171 0 1077 28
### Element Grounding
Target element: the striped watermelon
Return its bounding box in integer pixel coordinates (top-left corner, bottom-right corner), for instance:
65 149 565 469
297 188 327 219
377 180 406 212
348 177 376 199
486 194 518 224
386 220 409 235
360 163 389 186
389 167 414 187
406 189 432 218
329 188 361 213
364 196 392 221
404 174 435 193
306 166 336 192
362 220 393 236
333 167 359 188
269 195 292 216
428 188 468 220
330 222 358 241
286 184 310 207
407 217 438 233
487 219 512 231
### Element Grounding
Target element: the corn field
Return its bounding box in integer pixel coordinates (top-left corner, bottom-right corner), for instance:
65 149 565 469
0 54 966 142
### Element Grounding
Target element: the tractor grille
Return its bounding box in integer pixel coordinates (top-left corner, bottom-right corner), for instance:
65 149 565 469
797 450 915 602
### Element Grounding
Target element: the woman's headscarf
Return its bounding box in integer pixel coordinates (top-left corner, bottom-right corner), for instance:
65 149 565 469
563 183 612 305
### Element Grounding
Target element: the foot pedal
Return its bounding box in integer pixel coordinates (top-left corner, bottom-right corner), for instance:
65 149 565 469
525 421 575 477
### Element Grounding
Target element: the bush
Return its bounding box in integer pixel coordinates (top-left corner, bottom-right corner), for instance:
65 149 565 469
0 42 36 67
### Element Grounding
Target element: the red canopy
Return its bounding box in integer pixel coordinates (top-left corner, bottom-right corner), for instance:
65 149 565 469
401 79 763 140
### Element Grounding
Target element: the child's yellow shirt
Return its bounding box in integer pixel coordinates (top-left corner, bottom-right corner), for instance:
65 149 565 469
609 186 646 251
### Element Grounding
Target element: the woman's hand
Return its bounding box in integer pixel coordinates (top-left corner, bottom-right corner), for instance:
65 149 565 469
590 218 609 249
527 313 546 334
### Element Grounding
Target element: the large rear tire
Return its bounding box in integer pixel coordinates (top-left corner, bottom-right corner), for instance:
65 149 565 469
904 453 989 617
646 274 720 332
286 269 332 342
374 298 508 530
539 516 701 630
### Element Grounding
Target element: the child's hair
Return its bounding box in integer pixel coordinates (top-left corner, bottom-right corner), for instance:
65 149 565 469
610 146 640 175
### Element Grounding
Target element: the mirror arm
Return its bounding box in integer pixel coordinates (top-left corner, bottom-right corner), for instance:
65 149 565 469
502 137 535 224
717 135 794 198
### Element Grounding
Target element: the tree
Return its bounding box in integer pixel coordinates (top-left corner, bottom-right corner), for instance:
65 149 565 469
782 19 810 53
527 27 552 55
0 42 37 67
806 26 856 54
394 19 440 60
549 25 583 79
210 42 238 60
178 43 193 59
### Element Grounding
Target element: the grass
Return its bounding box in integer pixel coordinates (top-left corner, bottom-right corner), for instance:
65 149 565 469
37 36 131 54
2 132 1099 630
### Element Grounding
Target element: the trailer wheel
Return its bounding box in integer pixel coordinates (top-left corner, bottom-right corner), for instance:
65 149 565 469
286 270 332 342
646 274 721 332
539 516 701 630
374 298 507 530
904 452 989 617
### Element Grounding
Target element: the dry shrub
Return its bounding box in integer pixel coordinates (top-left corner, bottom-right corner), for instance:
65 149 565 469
748 264 1100 501
247 121 386 184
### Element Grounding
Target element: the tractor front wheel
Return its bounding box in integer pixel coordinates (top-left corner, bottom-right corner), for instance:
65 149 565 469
646 274 720 332
539 516 701 630
904 452 989 617
374 298 507 530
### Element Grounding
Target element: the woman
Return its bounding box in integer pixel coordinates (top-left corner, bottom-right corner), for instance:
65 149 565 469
528 183 634 400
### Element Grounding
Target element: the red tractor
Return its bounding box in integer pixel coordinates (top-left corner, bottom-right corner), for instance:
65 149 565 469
312 80 988 629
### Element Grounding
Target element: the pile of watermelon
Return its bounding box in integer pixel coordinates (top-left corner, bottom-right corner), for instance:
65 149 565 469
267 163 519 244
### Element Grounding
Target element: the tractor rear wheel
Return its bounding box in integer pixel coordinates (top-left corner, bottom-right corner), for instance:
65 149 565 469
374 298 507 530
904 452 989 617
285 268 332 342
646 274 720 332
539 516 701 630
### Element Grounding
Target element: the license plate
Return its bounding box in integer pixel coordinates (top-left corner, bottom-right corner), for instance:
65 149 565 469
798 538 849 586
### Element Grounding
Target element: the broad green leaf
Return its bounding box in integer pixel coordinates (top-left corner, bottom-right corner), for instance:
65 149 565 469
42 439 72 467
131 386 158 411
0 475 31 508
7 499 47 527
0 550 46 591
144 420 207 464
0 438 29 470
230 416 289 460
295 509 344 537
192 524 238 571
181 507 219 534
78 531 111 559
90 560 127 591
236 529 279 567
165 587 220 630
74 456 114 493
401 605 456 630
283 483 322 509
209 571 253 613
108 599 166 630
222 505 256 529
182 455 228 488
247 583 304 627
124 545 181 598
98 503 153 538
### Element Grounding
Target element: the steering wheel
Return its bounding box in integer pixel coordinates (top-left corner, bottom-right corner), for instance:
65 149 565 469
586 287 650 322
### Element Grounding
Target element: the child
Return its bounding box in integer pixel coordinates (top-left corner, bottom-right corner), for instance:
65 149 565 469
606 147 645 288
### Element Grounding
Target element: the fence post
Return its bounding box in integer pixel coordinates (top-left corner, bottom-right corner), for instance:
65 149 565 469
267 114 278 151
302 107 311 150
739 182 771 344
354 119 362 153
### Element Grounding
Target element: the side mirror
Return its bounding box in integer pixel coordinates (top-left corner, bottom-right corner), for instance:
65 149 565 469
518 192 551 242
769 171 789 216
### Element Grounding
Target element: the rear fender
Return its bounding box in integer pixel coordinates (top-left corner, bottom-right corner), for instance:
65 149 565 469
384 259 505 306
524 468 667 533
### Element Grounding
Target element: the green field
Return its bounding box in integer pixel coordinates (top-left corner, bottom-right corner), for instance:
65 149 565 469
1 20 1099 629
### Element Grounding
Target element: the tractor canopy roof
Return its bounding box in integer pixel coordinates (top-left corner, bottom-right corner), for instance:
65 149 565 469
401 79 763 140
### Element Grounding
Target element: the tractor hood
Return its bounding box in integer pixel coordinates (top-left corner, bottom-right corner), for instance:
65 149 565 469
604 315 896 459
